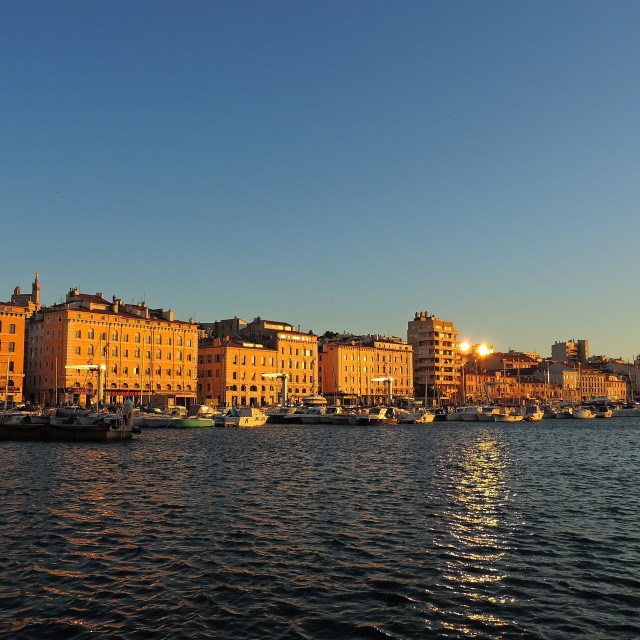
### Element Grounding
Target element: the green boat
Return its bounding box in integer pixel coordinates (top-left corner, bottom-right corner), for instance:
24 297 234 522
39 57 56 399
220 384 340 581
173 416 215 428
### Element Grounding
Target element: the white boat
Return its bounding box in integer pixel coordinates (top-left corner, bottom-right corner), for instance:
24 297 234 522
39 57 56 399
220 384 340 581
460 406 483 421
317 406 354 425
477 407 501 422
593 405 613 418
446 408 464 421
523 405 544 421
613 404 640 417
413 410 435 424
396 408 435 424
143 414 175 427
216 407 268 428
299 406 327 424
494 408 523 422
572 407 595 419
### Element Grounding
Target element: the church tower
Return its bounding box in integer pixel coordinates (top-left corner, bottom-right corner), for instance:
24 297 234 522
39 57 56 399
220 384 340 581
31 272 40 307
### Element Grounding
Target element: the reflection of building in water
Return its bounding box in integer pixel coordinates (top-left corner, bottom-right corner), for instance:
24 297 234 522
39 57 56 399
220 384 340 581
426 432 517 636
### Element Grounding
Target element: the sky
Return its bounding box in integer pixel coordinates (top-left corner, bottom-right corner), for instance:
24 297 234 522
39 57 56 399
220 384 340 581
2 1 639 360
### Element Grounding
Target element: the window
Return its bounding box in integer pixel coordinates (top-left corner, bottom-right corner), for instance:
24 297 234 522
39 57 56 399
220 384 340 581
8 342 15 352
75 330 81 338
75 347 81 355
156 350 162 359
9 324 15 334
135 333 141 343
112 331 118 340
112 347 118 357
88 329 94 339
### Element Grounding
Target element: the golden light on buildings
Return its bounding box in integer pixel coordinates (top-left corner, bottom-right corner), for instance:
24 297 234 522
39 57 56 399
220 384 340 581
478 344 490 356
460 341 470 353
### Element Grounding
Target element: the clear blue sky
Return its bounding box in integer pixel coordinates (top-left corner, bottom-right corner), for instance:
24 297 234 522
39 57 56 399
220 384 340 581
2 1 639 359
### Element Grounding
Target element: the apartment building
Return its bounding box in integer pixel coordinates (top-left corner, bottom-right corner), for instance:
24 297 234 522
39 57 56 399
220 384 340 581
198 338 279 406
198 317 318 406
551 339 589 364
24 288 198 408
407 311 460 405
318 334 413 405
0 302 27 407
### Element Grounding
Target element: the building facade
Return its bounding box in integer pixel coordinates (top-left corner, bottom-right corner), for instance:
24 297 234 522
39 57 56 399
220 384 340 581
551 339 589 364
24 289 199 408
0 302 27 407
407 311 459 405
318 335 413 406
198 317 319 406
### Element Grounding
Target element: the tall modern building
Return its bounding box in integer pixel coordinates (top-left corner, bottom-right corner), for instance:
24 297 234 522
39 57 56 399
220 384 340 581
407 311 460 405
551 339 589 364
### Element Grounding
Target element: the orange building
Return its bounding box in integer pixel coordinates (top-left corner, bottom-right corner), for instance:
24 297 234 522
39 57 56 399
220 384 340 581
198 338 279 406
198 317 319 406
319 334 413 405
24 288 198 408
0 302 27 407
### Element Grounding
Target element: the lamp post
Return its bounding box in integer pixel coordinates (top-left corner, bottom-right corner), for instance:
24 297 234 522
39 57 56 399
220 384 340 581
262 373 288 406
372 376 393 406
140 337 144 408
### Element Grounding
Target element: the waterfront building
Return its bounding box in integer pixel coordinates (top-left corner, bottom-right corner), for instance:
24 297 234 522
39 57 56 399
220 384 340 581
198 317 318 406
198 338 280 407
24 288 198 408
0 302 27 407
318 334 413 406
572 364 627 402
464 370 561 405
551 339 589 364
532 362 627 403
407 311 459 405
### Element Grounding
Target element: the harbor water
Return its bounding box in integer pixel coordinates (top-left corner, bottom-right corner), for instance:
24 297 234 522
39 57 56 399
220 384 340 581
2 418 640 639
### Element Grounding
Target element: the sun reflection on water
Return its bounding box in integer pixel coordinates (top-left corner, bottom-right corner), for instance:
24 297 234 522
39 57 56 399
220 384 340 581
427 429 518 636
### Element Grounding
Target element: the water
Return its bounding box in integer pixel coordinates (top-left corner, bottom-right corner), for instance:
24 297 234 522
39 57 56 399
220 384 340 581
2 418 640 639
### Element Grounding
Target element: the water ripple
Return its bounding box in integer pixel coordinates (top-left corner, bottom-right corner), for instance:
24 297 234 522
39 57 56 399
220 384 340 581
1 420 640 638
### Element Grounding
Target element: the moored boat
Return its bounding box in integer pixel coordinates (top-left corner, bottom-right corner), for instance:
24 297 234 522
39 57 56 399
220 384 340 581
460 406 483 421
477 406 501 422
216 407 268 428
493 408 523 422
593 405 613 418
572 407 595 419
523 405 544 421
